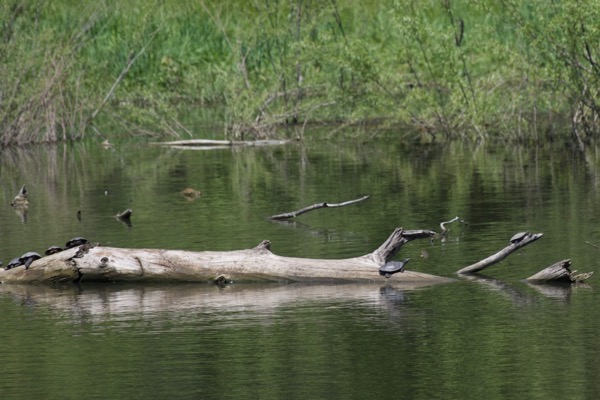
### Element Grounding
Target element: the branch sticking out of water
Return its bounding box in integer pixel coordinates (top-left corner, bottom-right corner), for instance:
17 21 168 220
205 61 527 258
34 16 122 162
457 232 543 274
269 195 370 220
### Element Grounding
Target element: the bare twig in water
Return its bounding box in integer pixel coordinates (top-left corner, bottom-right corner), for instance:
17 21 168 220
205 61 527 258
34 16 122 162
269 195 370 220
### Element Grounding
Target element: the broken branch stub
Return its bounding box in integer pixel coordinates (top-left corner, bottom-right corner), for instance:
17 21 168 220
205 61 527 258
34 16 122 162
371 228 436 265
526 259 594 283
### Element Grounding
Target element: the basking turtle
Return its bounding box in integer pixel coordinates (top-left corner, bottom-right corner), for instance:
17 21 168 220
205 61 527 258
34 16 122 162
45 246 63 256
509 232 529 244
379 258 410 278
19 252 41 270
65 237 89 249
5 257 21 270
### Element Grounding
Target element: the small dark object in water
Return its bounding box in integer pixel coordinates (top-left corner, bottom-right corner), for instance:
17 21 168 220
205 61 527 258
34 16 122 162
509 232 529 244
116 209 133 219
65 237 89 249
45 246 63 256
5 258 21 270
19 252 41 270
181 188 202 201
379 258 410 278
77 210 82 221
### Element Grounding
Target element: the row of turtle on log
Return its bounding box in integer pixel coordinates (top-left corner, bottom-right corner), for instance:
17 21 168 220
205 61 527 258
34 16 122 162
2 237 89 271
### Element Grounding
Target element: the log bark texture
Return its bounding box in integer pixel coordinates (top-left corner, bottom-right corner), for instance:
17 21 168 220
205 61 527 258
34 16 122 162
0 228 454 286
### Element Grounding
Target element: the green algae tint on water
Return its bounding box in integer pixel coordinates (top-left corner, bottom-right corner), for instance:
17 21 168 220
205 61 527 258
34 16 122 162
1 139 600 399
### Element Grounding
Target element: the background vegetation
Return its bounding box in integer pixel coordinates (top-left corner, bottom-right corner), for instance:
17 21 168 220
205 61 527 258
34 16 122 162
1 0 599 145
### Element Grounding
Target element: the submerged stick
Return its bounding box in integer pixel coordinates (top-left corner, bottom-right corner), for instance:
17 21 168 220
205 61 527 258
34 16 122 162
269 195 370 220
457 232 543 274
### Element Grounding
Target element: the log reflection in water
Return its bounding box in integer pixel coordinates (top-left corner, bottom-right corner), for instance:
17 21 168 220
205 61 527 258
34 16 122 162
0 282 423 323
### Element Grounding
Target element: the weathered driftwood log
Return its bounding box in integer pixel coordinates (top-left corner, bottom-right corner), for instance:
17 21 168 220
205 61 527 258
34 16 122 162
526 259 594 283
456 232 543 274
0 228 454 286
269 195 370 220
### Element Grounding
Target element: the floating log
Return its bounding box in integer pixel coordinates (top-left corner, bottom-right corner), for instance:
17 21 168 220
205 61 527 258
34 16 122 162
456 232 543 274
149 139 288 148
0 228 454 286
269 195 370 220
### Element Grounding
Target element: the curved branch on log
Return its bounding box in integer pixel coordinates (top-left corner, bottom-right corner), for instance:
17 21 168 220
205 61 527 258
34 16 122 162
0 228 452 286
456 232 543 274
269 195 370 220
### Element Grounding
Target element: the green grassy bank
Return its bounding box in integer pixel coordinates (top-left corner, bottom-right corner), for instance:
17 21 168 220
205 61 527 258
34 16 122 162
0 0 599 145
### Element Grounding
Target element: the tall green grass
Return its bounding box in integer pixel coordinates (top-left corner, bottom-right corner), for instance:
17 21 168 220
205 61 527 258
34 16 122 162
0 0 598 145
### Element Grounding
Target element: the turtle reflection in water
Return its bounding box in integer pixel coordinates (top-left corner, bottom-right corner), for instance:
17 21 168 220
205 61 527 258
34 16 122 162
379 258 410 278
509 232 529 244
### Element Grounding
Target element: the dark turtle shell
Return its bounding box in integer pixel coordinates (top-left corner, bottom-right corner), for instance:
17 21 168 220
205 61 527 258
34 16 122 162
65 237 89 249
19 252 41 270
509 232 529 244
5 257 21 270
45 246 64 256
379 258 410 278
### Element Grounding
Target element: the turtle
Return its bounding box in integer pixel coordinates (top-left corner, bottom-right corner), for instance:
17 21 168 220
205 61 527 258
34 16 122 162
509 232 529 244
5 257 22 270
65 237 89 249
19 252 41 270
379 258 410 278
45 246 63 256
